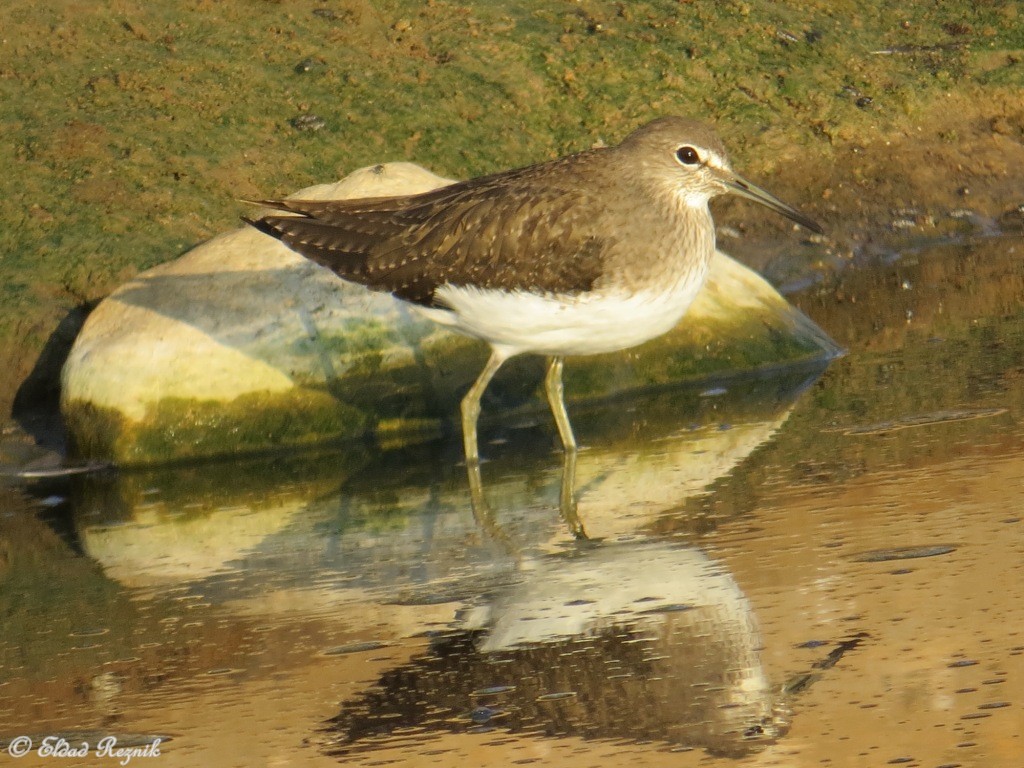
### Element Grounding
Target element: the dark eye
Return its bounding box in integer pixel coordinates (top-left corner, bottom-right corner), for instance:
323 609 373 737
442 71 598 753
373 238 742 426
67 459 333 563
676 146 700 165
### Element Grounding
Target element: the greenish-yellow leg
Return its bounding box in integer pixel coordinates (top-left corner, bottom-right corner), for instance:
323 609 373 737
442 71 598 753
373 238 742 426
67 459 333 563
544 356 585 538
544 355 577 453
461 349 508 464
463 351 586 542
559 447 587 539
467 419 586 543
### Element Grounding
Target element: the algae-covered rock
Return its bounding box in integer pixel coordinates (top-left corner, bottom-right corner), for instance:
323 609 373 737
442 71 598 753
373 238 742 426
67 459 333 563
61 162 841 466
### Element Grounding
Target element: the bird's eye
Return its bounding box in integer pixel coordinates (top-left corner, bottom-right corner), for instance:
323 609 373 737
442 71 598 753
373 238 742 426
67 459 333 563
675 146 701 165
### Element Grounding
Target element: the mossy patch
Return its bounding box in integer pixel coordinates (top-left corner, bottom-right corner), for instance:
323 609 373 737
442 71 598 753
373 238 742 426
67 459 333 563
64 387 371 466
563 310 834 402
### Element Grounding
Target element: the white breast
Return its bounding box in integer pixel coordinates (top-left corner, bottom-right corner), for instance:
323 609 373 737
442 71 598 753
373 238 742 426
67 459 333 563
415 266 709 358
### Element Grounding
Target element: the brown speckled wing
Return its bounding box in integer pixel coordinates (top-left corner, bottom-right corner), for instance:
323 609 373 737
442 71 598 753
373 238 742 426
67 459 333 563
247 157 614 306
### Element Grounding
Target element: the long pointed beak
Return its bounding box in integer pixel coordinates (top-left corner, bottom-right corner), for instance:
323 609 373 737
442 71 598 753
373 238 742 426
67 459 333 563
721 171 824 234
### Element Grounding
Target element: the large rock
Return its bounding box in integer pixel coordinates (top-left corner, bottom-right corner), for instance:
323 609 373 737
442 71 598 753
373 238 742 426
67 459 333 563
61 162 841 466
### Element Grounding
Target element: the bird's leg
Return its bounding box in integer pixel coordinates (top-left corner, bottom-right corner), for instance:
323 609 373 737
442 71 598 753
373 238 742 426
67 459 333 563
461 349 508 465
465 453 519 557
544 356 585 537
461 349 522 556
543 356 577 453
559 447 587 539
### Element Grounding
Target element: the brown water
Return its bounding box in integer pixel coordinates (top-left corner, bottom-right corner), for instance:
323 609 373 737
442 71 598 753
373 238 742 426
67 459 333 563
2 235 1024 767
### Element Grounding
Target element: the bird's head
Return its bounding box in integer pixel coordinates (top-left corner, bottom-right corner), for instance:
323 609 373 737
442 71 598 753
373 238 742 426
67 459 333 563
618 116 823 234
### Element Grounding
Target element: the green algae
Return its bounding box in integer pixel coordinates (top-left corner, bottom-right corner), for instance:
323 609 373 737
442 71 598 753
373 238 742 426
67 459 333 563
562 308 834 403
64 387 370 466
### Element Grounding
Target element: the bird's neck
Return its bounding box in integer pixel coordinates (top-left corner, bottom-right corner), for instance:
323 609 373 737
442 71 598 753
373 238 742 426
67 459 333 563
601 194 715 295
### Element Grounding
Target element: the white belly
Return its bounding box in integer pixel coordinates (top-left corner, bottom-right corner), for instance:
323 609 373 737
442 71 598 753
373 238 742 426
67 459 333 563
415 272 708 358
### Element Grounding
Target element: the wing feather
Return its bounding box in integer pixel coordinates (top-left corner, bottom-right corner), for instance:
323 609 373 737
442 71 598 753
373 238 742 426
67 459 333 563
248 153 614 305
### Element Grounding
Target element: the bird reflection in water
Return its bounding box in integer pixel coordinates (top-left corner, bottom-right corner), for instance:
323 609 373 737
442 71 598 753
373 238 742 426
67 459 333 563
319 541 788 758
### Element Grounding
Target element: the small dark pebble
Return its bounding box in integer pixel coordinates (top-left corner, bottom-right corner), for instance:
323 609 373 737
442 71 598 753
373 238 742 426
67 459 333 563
886 758 914 765
960 712 991 720
977 701 1010 709
856 96 874 108
948 659 979 668
890 568 913 575
797 640 829 649
564 599 595 606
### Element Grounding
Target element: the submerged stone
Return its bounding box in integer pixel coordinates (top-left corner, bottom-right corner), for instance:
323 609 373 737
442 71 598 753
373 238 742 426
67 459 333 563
60 162 841 466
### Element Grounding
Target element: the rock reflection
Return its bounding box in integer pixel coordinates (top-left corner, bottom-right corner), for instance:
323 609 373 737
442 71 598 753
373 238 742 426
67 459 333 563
325 540 784 758
70 370 820 599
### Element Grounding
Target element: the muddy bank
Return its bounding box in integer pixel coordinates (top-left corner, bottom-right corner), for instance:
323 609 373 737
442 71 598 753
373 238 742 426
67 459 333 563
2 0 1022 424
